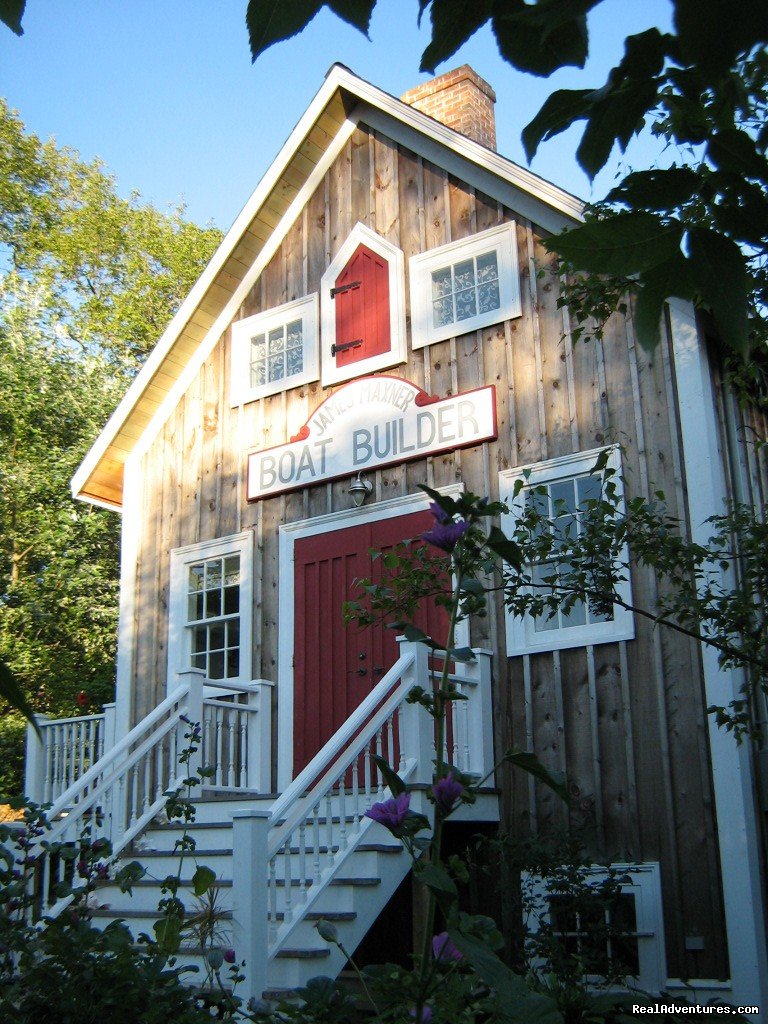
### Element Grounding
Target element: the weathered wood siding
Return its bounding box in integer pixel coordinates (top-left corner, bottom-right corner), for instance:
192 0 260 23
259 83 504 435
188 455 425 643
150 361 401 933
129 125 727 979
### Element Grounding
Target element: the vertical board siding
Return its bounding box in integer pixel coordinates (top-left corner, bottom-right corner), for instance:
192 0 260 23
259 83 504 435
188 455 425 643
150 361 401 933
129 124 727 978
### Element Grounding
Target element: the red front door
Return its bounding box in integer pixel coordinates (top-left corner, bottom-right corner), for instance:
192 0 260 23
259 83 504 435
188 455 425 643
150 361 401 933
292 510 448 776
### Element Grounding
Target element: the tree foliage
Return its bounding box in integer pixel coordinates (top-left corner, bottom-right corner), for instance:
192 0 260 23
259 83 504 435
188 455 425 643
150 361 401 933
242 0 768 362
0 100 222 720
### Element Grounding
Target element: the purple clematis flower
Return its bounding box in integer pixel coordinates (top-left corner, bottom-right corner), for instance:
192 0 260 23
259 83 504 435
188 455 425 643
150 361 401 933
422 502 469 553
432 931 463 963
431 771 464 814
410 1006 433 1022
364 791 411 829
224 948 236 964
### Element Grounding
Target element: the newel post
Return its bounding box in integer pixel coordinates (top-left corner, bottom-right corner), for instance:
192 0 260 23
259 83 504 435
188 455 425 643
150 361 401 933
24 716 49 803
459 648 495 781
101 702 117 759
396 639 434 786
247 680 274 792
232 809 271 1002
177 668 206 781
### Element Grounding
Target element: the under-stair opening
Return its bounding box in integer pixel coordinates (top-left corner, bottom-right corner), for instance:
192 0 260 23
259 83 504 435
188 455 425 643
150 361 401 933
346 868 414 970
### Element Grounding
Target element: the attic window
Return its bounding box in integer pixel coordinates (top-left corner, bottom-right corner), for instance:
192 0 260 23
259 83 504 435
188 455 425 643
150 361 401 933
231 294 319 406
409 222 521 348
321 222 406 387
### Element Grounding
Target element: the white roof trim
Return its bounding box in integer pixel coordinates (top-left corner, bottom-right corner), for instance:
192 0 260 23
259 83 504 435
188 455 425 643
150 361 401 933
72 62 584 505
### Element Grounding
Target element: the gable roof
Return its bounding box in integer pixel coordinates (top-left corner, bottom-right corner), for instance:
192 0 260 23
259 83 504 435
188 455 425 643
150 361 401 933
72 63 584 511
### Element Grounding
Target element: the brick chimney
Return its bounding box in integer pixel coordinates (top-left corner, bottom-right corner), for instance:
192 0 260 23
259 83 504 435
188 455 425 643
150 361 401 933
400 65 497 150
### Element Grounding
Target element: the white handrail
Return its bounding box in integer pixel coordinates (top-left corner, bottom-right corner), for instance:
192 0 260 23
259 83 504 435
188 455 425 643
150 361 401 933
268 660 419 858
45 682 189 819
269 650 416 824
39 712 105 728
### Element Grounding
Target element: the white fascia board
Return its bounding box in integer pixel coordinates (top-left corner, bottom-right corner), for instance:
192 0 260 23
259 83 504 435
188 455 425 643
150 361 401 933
71 70 348 504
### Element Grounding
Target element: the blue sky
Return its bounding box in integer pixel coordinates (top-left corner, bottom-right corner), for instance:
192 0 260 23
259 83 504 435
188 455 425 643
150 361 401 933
1 1 674 232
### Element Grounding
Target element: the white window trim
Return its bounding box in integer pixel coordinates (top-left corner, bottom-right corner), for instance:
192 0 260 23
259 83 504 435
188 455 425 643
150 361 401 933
167 531 254 693
409 221 521 348
320 222 407 387
525 861 666 994
500 446 635 655
230 294 319 406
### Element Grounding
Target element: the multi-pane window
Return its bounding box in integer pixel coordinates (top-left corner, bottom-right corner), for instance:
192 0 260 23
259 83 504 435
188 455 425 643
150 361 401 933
500 447 635 654
231 294 319 405
549 892 640 976
168 532 253 689
431 250 500 329
410 222 521 348
249 319 304 390
526 472 613 634
186 554 241 680
526 863 665 992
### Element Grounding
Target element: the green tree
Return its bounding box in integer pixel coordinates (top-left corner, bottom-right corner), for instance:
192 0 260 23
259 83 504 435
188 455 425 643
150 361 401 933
0 99 222 727
240 0 768 363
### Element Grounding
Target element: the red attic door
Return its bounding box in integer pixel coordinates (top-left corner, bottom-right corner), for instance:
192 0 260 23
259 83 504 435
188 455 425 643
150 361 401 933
292 510 448 777
332 243 391 369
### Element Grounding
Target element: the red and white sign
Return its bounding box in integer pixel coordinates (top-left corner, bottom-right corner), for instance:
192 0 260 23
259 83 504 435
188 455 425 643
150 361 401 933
246 376 497 501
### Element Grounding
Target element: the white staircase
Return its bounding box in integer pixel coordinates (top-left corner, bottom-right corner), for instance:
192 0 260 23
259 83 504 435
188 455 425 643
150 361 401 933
26 641 496 1001
90 802 411 994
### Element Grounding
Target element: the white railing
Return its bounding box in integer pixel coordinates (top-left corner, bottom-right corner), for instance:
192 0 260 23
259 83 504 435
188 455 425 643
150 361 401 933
202 679 273 791
26 671 272 918
232 640 495 1001
30 681 194 917
25 709 110 805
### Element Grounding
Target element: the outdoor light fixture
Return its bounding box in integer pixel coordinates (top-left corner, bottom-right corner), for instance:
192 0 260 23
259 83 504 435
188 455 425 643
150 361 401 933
349 472 373 507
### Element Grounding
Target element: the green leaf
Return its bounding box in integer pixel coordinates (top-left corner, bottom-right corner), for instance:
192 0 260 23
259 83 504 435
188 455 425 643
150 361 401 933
687 226 750 354
707 129 768 180
604 168 700 212
0 0 24 36
416 860 458 915
246 0 324 61
448 927 562 1023
420 0 493 74
634 254 694 351
327 0 377 34
418 482 458 519
492 0 597 78
674 0 768 77
373 754 406 796
192 864 216 896
522 88 594 162
576 79 658 179
447 646 475 662
546 213 683 277
0 657 40 736
154 913 183 955
505 748 570 805
486 526 524 571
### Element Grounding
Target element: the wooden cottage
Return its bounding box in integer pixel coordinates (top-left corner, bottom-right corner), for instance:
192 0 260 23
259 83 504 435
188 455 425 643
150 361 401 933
27 64 768 1005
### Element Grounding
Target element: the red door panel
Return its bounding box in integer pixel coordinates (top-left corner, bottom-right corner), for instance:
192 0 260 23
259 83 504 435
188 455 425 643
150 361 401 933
333 244 391 368
292 510 449 776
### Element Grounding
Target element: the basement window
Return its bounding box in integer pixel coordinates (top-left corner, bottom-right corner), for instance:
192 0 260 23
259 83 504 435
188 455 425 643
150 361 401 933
409 222 521 348
499 447 635 655
525 863 666 993
231 294 319 405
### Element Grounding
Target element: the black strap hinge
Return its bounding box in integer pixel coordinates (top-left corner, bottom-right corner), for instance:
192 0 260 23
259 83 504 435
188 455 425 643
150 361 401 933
331 339 363 356
330 280 361 298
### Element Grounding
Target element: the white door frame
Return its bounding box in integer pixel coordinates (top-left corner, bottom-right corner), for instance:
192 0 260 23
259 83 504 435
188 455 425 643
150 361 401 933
276 485 465 790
